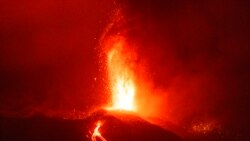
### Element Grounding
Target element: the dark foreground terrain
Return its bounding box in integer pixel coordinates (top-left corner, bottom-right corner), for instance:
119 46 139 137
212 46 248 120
0 109 249 141
0 109 181 141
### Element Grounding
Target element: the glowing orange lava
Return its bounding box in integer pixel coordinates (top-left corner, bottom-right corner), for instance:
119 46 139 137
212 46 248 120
91 121 107 141
105 36 137 112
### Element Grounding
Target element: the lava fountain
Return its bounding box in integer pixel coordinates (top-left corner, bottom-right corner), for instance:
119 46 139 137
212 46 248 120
90 7 140 140
90 36 138 141
105 36 137 112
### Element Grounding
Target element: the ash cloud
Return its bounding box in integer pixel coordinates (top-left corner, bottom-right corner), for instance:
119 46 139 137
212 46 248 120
118 0 250 129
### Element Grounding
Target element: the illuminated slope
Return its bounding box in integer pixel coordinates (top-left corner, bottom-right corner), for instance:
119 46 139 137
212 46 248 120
86 109 182 141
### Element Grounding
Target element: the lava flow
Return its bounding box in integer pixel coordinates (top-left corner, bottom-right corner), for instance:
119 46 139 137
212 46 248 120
91 121 107 141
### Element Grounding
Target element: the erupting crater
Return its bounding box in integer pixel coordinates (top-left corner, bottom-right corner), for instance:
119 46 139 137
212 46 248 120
88 33 182 141
87 109 181 141
89 8 182 141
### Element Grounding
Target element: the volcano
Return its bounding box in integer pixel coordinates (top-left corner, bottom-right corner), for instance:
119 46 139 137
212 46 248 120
86 109 182 141
0 109 182 141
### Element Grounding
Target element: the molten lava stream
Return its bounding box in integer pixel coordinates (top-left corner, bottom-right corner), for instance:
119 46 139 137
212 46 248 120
91 121 107 141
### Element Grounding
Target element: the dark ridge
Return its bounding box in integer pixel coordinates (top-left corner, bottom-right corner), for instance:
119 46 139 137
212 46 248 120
0 109 182 141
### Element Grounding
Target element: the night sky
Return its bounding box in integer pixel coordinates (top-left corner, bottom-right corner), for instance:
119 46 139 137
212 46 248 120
0 0 249 138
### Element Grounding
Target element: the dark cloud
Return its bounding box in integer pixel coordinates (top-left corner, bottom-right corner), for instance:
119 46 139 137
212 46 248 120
117 0 250 130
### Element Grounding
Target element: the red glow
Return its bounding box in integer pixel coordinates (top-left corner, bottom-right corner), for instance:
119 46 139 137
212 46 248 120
99 8 166 122
105 36 137 112
91 121 107 141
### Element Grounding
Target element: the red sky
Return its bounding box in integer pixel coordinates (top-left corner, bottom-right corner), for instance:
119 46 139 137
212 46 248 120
0 0 249 132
